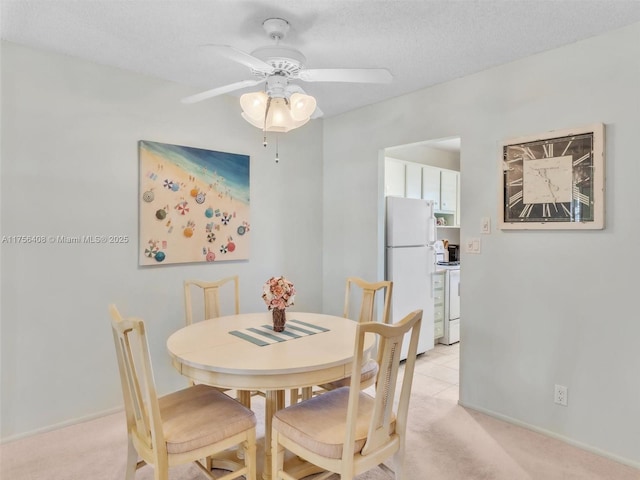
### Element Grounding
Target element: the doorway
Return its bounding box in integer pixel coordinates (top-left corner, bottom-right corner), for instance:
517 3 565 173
381 136 462 402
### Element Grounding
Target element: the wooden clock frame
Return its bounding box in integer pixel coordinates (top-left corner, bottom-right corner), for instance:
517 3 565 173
499 123 605 230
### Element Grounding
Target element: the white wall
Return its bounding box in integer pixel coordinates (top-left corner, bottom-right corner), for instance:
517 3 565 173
386 143 460 171
323 23 640 467
0 42 324 438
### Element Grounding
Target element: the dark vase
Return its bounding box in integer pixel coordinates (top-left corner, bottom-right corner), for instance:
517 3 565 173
272 308 286 332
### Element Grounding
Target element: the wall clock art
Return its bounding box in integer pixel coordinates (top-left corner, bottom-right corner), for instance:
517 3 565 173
499 123 605 230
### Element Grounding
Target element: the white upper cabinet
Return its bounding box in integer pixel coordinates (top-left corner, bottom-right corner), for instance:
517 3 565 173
385 158 460 227
405 163 422 199
421 166 441 210
385 158 406 197
440 170 458 212
422 166 458 214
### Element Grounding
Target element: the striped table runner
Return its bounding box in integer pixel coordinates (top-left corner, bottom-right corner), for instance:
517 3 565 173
229 319 330 347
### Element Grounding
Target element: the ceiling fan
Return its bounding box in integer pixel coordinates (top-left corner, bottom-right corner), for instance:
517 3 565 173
181 18 393 132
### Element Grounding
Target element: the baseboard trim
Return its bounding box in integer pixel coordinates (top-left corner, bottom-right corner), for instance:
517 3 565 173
458 400 640 470
1 406 123 444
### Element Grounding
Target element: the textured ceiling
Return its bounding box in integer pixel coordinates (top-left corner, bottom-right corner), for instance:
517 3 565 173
2 1 640 119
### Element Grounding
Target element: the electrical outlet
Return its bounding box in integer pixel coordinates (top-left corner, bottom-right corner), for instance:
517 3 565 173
465 237 481 254
554 384 568 406
472 238 481 253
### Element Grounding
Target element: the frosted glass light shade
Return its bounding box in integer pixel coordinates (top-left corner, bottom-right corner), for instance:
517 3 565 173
241 112 264 129
266 98 290 129
240 91 314 132
265 98 309 132
240 91 268 120
289 93 317 121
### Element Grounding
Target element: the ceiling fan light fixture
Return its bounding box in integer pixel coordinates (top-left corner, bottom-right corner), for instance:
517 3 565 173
240 112 264 129
289 92 317 121
265 97 309 132
181 16 394 135
240 92 312 132
240 91 269 119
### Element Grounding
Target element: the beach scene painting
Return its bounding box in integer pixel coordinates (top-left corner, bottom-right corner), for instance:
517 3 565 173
138 140 250 266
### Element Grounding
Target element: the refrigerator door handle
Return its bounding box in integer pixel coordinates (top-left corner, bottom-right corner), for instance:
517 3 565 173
428 215 437 244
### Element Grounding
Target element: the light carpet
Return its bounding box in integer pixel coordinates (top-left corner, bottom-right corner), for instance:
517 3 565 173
1 389 638 479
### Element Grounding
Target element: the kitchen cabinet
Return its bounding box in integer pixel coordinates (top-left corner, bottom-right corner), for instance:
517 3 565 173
440 268 460 345
423 167 459 226
421 166 458 213
440 170 458 212
385 158 429 200
448 269 460 320
384 158 405 197
385 159 460 227
405 163 422 199
433 271 445 340
421 166 441 209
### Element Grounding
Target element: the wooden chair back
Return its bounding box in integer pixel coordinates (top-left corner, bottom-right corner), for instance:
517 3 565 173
346 309 422 466
343 277 392 324
184 275 240 325
109 304 166 463
301 277 393 400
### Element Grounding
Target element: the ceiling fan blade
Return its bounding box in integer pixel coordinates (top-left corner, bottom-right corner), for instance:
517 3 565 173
181 79 265 104
310 105 324 119
204 45 274 73
298 68 393 84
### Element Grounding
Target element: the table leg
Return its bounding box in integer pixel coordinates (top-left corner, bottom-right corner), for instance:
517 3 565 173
263 389 285 480
237 389 252 408
301 386 313 401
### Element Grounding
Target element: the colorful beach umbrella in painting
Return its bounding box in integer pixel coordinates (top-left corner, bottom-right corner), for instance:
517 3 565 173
142 189 154 202
175 201 189 215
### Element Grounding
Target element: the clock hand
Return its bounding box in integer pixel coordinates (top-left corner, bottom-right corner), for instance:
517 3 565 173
536 169 560 203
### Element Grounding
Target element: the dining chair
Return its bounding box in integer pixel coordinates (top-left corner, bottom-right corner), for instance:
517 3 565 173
184 275 240 325
343 277 393 325
184 275 259 407
271 309 423 480
290 277 393 405
108 304 257 480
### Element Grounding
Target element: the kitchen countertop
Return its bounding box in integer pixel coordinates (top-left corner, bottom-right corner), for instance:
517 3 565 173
435 263 461 272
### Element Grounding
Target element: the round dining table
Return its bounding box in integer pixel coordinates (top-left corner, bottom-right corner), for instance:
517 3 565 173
166 311 375 480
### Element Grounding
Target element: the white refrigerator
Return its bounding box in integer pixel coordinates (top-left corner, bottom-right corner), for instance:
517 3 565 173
385 196 436 360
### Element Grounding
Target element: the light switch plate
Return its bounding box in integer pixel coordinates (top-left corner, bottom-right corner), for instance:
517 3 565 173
481 217 491 234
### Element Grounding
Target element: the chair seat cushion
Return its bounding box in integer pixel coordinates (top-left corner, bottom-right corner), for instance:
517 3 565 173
159 384 256 454
320 359 379 390
273 386 395 459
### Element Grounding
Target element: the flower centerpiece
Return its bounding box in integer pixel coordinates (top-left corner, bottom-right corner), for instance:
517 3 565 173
262 276 296 332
